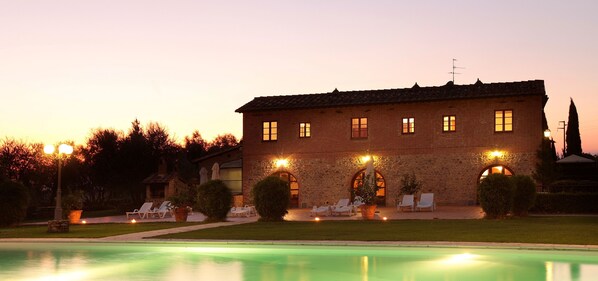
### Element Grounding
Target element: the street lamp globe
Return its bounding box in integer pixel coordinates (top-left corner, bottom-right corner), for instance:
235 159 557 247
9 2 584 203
44 145 55 154
58 144 73 155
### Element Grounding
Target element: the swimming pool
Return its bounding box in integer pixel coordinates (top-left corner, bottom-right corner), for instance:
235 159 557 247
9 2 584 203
1 242 597 281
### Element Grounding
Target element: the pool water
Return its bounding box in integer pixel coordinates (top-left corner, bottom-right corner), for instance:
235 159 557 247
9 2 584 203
1 242 597 281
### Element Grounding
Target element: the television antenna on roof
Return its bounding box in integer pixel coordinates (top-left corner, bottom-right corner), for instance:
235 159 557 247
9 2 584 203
449 58 465 83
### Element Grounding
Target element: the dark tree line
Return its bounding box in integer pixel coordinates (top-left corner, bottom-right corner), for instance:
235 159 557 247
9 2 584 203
0 119 239 212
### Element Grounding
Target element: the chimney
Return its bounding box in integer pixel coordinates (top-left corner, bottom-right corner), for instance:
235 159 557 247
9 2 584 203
158 158 167 175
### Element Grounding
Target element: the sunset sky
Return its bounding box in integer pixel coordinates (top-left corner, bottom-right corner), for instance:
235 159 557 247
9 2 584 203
2 1 597 153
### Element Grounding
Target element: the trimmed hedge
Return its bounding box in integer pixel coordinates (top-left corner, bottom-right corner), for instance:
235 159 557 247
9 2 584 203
478 174 514 219
0 180 30 227
548 180 598 193
252 176 290 222
196 180 232 222
531 193 598 213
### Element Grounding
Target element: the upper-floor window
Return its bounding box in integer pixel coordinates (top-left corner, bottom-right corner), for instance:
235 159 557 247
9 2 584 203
443 115 456 132
299 122 311 138
351 118 368 138
402 117 415 134
495 110 513 132
262 121 277 141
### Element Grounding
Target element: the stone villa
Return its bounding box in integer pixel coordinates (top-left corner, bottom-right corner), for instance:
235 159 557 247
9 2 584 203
236 80 548 206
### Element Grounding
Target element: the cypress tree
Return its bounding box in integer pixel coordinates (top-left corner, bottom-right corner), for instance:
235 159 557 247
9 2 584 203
565 98 582 156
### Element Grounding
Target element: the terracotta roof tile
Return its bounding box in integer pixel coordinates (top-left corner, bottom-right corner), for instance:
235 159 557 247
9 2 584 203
236 80 546 112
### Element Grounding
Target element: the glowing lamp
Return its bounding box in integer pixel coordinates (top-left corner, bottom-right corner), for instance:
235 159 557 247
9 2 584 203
543 129 551 138
382 217 388 221
314 217 320 222
81 220 87 224
43 144 55 154
490 150 503 158
58 144 73 155
361 155 371 163
275 159 288 167
131 219 137 224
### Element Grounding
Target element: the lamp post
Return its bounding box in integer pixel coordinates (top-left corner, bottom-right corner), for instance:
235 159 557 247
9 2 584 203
557 121 567 157
44 144 73 221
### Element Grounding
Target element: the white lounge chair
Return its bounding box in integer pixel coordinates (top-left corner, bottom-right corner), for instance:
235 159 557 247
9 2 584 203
352 196 365 208
153 201 173 218
310 205 331 217
397 194 415 212
126 202 154 219
351 196 365 213
416 193 435 211
230 205 256 217
331 199 354 216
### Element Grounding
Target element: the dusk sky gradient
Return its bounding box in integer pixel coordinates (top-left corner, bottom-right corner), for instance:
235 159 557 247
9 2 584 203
2 1 597 153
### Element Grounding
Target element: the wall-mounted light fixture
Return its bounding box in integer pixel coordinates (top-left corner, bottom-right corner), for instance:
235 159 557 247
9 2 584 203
544 129 551 138
489 150 503 158
275 158 289 168
361 155 372 163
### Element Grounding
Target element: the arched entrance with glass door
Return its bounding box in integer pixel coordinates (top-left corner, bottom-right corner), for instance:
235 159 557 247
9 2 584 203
477 165 514 204
272 171 299 208
351 169 386 206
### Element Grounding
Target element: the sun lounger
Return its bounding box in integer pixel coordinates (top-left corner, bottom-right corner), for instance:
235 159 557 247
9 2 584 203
230 205 257 217
152 201 173 218
310 205 331 216
331 199 354 216
416 193 435 211
126 202 154 219
397 194 415 212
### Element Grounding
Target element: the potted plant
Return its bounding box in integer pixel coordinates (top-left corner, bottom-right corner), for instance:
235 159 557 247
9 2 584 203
354 174 379 219
62 189 84 224
398 173 421 202
168 193 193 222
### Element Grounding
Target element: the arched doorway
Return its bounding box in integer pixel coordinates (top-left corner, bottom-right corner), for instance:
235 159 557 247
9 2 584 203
476 165 514 204
479 165 514 183
352 170 386 206
272 171 299 208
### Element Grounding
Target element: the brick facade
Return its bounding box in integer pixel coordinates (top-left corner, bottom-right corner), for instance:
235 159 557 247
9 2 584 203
238 81 547 206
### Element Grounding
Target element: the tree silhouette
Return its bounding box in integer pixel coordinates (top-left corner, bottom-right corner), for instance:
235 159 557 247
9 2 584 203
565 98 582 156
207 133 239 153
184 130 207 161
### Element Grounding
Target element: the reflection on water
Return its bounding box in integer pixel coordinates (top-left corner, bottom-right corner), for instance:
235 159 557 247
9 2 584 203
0 243 597 281
547 261 598 281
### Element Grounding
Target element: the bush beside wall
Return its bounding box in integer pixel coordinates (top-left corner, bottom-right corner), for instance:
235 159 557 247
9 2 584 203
478 174 514 219
511 175 537 216
196 180 233 222
252 176 290 222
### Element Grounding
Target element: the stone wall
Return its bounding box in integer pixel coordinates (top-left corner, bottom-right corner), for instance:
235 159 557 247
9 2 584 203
242 151 536 206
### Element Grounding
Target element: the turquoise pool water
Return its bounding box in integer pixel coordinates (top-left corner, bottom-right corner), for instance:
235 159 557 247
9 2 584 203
1 242 597 281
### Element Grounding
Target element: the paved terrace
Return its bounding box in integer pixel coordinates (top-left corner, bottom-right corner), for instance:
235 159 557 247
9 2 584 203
59 206 482 240
77 205 483 224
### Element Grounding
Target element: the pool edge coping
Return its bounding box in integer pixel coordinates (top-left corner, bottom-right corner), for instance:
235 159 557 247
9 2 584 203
2 238 598 252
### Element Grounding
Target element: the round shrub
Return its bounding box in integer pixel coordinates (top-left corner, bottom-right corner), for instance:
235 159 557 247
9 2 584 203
511 175 537 216
196 180 233 222
478 174 514 219
252 176 290 222
0 180 30 227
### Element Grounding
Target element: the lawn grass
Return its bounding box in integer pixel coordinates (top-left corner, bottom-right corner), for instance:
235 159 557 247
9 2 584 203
0 222 201 239
155 216 598 245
